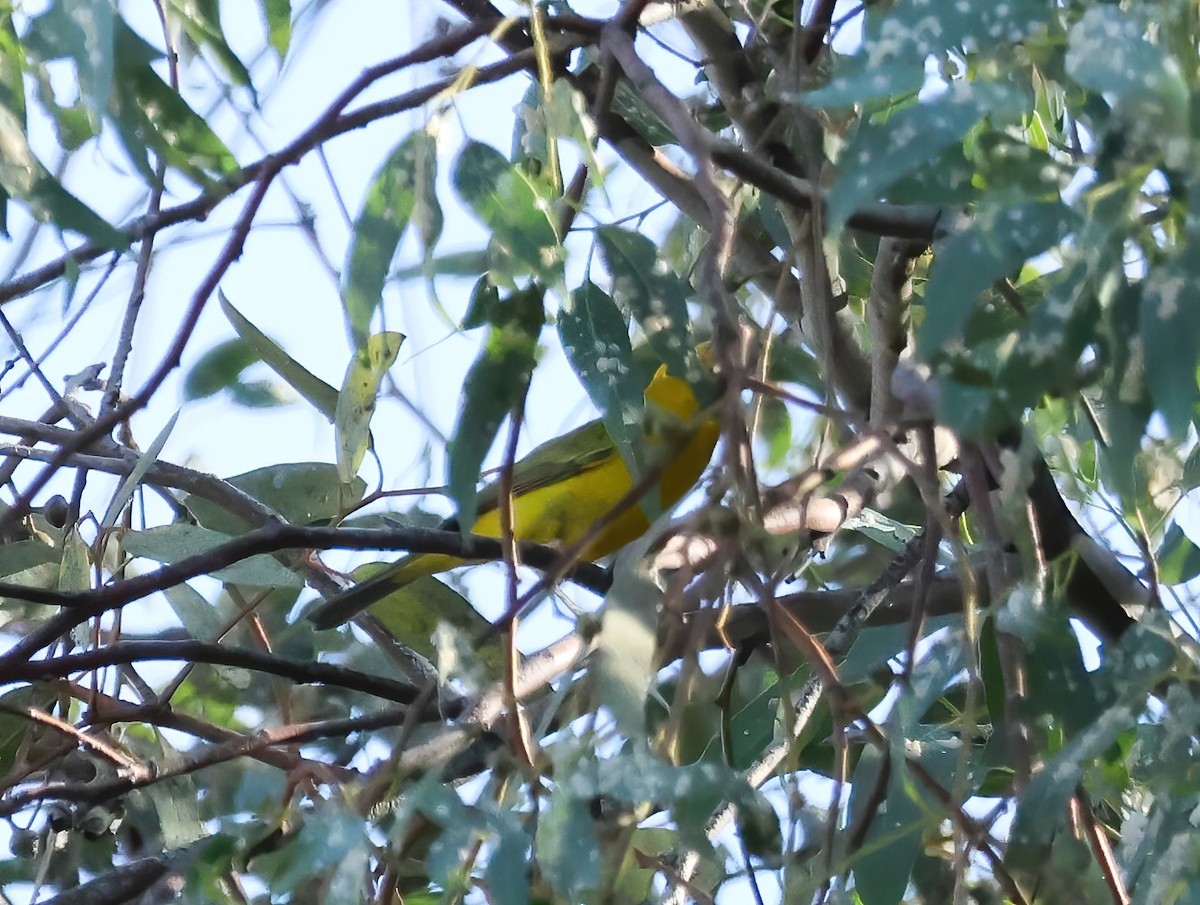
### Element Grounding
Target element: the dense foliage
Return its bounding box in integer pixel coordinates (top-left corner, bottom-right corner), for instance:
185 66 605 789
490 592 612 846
1 0 1198 903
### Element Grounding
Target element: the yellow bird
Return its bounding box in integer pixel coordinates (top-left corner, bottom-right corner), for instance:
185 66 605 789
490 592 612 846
307 360 720 629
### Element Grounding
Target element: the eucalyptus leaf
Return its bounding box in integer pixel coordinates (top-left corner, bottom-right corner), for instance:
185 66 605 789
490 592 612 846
123 525 303 587
344 132 434 342
335 331 404 484
597 226 692 378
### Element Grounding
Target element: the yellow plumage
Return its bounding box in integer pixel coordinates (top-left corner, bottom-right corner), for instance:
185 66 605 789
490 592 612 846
307 362 719 629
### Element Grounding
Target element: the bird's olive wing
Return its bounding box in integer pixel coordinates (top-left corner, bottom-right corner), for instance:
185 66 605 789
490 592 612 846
472 419 618 515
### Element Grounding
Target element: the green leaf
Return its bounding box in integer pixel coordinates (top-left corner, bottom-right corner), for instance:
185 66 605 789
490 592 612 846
343 132 433 342
0 686 51 775
0 101 124 246
104 19 239 185
366 574 501 679
26 1 110 123
58 528 90 593
0 7 27 122
1156 524 1200 586
168 0 255 97
123 525 303 587
919 202 1076 356
183 339 259 400
252 803 369 891
536 786 601 901
220 291 339 420
863 0 1051 59
183 462 366 534
262 0 291 57
1139 253 1200 438
852 733 965 905
453 141 563 287
828 82 1025 231
486 811 531 905
394 249 490 283
227 379 291 408
596 226 692 379
725 666 787 771
1007 703 1136 876
843 508 920 554
0 540 59 578
847 747 918 905
595 533 663 738
558 281 641 467
101 410 178 529
447 284 544 529
335 331 404 484
1067 7 1190 167
840 614 961 685
162 581 224 641
801 56 924 108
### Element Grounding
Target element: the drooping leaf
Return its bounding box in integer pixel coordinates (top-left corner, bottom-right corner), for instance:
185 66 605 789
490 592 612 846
343 132 434 342
335 331 404 484
105 19 239 185
168 0 255 98
0 7 27 121
1139 251 1200 438
447 284 544 530
25 1 110 123
1156 524 1200 586
595 534 663 739
536 783 601 901
262 0 291 57
453 141 563 288
0 540 59 578
57 528 89 594
366 574 502 680
183 339 260 401
558 281 641 467
596 226 692 379
1067 7 1190 168
0 102 123 246
219 291 339 420
100 411 178 529
251 803 370 891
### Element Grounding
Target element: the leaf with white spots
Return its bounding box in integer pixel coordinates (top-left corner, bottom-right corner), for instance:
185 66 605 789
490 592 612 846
1140 253 1200 438
596 227 693 379
918 202 1076 356
827 82 1024 232
804 0 1050 107
1067 8 1190 167
558 281 642 468
453 141 564 289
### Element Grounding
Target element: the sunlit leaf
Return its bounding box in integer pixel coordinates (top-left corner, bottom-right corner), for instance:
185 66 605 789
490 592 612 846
453 141 563 288
335 331 404 484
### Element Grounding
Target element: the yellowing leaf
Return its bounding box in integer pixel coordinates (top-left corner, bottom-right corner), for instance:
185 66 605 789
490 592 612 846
335 331 404 484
